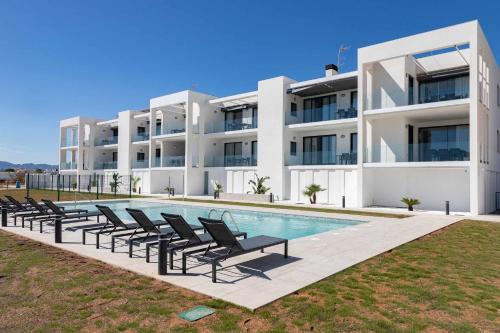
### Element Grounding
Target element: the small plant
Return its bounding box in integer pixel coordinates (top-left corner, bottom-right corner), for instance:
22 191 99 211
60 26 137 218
303 184 326 204
131 176 141 193
248 174 270 194
401 197 420 211
211 180 223 198
110 173 122 194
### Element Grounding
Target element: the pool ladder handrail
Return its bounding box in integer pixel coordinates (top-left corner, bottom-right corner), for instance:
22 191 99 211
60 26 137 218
207 208 240 232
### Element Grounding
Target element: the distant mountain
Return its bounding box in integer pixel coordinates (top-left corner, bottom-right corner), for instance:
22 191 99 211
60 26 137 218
0 161 58 171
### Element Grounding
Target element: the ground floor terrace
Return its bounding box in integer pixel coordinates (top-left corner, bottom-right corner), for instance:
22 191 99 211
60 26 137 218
0 192 498 332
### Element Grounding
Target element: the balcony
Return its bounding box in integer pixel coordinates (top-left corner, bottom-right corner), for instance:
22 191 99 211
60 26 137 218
205 120 257 134
205 155 257 167
154 127 186 137
287 151 357 166
60 162 77 170
153 156 185 168
132 133 150 142
94 161 117 170
286 108 357 125
95 136 118 146
365 143 469 163
132 160 149 169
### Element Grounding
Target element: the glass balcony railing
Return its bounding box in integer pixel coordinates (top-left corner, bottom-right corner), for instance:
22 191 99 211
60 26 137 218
286 108 357 125
132 160 149 169
286 151 357 166
61 140 78 147
418 75 469 104
153 128 186 136
94 161 118 170
205 155 257 167
60 162 77 170
95 136 118 146
364 142 469 163
132 133 150 142
153 156 186 167
205 120 257 134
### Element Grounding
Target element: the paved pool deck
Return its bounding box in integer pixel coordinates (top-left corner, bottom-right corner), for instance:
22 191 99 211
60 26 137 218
0 199 466 310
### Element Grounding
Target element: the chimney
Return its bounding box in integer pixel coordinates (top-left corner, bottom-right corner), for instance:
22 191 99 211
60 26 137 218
325 64 338 77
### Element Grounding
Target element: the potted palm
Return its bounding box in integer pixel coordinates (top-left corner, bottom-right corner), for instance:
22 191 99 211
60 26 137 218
401 197 420 211
212 180 223 199
131 176 141 193
303 184 326 204
248 175 270 194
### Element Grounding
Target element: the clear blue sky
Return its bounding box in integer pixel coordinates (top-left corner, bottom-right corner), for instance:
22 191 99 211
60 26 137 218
0 0 499 164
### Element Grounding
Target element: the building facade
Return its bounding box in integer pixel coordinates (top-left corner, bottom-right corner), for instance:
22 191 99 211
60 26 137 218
59 21 500 214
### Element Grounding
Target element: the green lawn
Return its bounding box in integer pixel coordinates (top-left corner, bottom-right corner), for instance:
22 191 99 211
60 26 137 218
0 188 143 203
1 220 498 332
169 197 410 219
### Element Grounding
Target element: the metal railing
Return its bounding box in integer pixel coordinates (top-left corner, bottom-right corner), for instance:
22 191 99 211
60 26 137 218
364 143 470 163
60 162 77 170
286 108 357 125
94 161 118 170
132 160 149 169
205 120 257 134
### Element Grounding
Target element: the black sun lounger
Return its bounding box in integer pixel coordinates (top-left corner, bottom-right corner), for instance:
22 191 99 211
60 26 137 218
82 205 146 249
184 217 288 283
144 213 247 269
34 199 103 233
124 208 204 258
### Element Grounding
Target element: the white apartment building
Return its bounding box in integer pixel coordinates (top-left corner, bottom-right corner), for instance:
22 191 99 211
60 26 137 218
59 21 500 215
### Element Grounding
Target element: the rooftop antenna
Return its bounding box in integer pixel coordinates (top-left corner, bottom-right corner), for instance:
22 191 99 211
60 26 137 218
337 44 350 73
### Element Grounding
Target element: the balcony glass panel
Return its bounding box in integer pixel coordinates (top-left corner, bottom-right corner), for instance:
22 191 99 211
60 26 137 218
94 161 117 170
287 152 357 166
95 136 118 146
132 160 149 169
132 133 150 142
205 120 257 134
418 75 469 104
60 162 77 170
204 155 257 167
286 107 357 125
154 128 186 136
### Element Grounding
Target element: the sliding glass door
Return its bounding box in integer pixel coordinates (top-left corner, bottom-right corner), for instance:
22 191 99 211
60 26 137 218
224 142 242 166
418 125 469 161
303 135 337 165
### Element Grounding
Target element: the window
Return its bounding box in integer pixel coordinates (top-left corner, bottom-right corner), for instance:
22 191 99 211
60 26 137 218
303 94 337 122
418 75 469 104
137 152 145 161
493 83 499 107
350 91 358 109
112 151 118 162
291 102 297 117
350 133 358 153
408 75 414 105
137 126 145 135
497 130 500 153
418 125 469 161
251 107 258 128
303 135 336 165
224 142 242 167
290 142 297 156
224 110 243 131
251 141 258 166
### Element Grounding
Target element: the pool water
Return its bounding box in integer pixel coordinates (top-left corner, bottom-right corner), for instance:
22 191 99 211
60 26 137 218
62 200 363 240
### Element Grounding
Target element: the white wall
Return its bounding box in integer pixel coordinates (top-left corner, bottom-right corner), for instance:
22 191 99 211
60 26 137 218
288 168 358 206
365 167 470 212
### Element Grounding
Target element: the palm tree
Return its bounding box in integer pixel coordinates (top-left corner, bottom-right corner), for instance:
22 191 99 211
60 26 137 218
303 184 326 204
401 197 420 211
110 173 122 194
248 174 270 194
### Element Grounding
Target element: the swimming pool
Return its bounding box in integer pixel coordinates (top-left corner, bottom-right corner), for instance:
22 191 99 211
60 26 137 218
62 200 363 240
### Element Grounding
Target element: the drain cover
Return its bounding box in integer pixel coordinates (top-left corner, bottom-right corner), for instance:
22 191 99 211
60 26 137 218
178 305 215 322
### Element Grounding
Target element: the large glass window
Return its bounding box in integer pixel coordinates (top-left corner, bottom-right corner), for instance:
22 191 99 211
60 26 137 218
303 135 337 165
408 75 414 105
418 75 469 104
418 125 469 161
303 94 337 123
350 133 358 153
251 141 257 166
224 142 242 166
224 110 243 131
